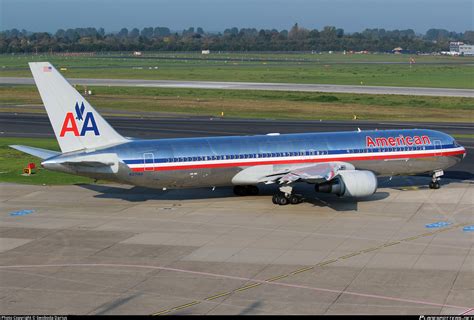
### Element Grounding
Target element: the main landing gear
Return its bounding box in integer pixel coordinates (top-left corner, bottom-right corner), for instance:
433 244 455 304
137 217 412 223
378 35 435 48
429 170 443 189
233 185 304 205
233 185 259 196
272 185 303 206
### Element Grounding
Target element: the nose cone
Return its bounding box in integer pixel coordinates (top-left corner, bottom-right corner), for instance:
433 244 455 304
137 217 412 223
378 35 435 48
454 145 467 162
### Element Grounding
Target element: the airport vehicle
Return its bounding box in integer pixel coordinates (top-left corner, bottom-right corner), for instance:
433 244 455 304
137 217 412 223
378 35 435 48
11 63 466 205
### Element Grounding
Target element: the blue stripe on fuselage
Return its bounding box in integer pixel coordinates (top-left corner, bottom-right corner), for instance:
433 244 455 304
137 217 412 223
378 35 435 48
80 129 456 165
123 143 457 165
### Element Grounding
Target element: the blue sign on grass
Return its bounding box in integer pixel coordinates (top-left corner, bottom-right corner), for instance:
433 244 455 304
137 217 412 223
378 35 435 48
9 209 35 216
425 221 452 228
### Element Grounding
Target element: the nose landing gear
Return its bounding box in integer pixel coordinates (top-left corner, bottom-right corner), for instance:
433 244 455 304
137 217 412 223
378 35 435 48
429 181 440 189
429 170 443 189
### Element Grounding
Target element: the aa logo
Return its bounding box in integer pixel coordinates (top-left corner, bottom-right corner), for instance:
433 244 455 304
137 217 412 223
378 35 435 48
60 102 99 137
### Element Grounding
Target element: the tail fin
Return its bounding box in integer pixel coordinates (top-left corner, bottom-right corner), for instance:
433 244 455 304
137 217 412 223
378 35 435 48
29 62 127 153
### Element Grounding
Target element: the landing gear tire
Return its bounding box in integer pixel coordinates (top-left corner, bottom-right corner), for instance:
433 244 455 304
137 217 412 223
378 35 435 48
429 181 440 189
429 170 443 190
277 195 289 206
272 190 302 206
289 194 302 205
272 194 279 204
272 192 290 206
272 184 304 206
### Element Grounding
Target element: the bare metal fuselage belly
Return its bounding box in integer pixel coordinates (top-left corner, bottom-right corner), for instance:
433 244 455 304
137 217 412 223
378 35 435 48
105 154 460 189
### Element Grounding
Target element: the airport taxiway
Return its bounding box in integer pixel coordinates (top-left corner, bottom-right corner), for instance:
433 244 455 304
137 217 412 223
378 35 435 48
1 113 472 178
1 77 473 97
1 114 473 314
0 178 473 315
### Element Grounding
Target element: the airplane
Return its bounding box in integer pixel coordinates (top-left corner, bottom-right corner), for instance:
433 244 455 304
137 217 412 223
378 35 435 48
10 62 466 205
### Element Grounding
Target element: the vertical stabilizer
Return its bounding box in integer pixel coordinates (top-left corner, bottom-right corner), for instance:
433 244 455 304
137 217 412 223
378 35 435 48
29 62 127 153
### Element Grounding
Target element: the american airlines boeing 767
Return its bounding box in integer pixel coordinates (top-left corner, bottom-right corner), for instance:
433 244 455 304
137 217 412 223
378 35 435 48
10 63 466 205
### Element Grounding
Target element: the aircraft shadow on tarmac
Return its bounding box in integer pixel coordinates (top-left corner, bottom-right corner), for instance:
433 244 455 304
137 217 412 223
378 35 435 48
379 173 473 189
442 170 474 181
172 300 264 315
78 171 471 210
94 293 142 315
78 183 390 212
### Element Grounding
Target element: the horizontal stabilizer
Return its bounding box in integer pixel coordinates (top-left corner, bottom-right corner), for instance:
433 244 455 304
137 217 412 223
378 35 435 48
42 153 120 174
9 145 60 160
61 160 115 167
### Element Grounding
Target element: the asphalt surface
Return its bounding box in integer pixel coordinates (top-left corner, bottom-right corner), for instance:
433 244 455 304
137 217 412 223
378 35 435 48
1 77 474 97
1 112 472 180
1 179 473 315
1 114 473 316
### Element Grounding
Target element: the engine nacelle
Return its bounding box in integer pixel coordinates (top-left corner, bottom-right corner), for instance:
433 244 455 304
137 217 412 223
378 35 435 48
315 170 377 198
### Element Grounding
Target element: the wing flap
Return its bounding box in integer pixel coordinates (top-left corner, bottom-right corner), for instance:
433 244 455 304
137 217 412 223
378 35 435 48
261 161 355 185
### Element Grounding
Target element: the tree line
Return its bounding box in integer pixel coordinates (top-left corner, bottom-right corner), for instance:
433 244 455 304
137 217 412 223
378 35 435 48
1 24 473 53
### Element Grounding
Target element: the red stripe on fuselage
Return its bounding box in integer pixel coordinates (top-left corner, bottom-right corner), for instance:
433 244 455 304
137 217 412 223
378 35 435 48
129 149 465 172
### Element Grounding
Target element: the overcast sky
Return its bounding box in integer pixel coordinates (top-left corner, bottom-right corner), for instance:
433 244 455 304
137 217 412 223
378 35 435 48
1 0 473 33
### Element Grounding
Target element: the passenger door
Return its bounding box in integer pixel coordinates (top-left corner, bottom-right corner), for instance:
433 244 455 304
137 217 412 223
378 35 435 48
434 140 442 156
143 152 154 171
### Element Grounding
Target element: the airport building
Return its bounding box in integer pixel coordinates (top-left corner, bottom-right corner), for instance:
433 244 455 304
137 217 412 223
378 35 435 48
458 45 474 56
449 41 474 56
449 41 464 52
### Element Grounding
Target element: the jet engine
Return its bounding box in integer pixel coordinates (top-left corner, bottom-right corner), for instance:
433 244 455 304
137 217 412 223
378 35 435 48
315 170 377 198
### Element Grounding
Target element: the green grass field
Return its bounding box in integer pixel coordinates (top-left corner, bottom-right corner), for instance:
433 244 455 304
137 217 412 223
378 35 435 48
1 85 472 122
1 52 471 186
0 137 94 185
452 134 474 139
1 53 473 88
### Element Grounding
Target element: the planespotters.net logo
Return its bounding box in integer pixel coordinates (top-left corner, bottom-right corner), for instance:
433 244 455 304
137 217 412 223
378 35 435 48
60 102 100 137
419 316 474 320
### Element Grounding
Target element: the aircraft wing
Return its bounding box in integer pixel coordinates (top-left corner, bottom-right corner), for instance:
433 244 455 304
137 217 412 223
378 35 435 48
259 162 355 185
